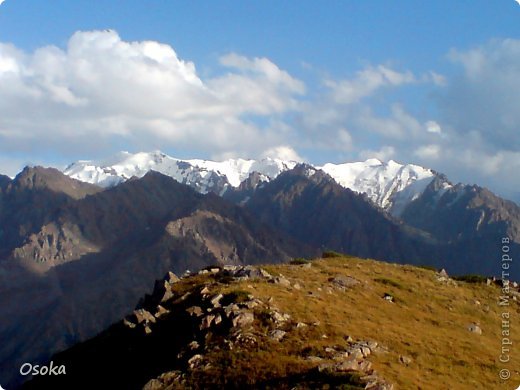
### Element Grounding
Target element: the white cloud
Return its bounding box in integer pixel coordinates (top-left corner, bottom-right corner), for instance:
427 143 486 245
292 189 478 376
325 65 415 104
261 146 303 161
0 30 305 160
359 146 395 162
425 120 442 134
413 144 441 160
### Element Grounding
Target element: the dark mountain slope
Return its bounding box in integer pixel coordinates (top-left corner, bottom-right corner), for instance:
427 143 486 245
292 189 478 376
400 176 520 278
240 165 438 266
0 169 302 389
0 167 102 260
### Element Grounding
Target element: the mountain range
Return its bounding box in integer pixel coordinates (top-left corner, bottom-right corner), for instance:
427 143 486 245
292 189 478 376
0 151 519 388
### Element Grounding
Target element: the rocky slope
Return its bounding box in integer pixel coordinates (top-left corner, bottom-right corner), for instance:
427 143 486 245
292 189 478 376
232 164 438 266
21 255 520 389
0 168 304 389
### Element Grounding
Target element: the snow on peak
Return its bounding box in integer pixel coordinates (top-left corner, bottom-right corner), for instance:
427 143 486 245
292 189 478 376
64 151 298 194
318 159 435 215
64 152 436 215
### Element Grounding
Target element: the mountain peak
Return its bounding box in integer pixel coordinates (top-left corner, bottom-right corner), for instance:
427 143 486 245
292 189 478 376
12 165 101 199
62 151 439 215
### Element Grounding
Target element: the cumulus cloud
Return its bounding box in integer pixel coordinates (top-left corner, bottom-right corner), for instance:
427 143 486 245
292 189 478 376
325 65 415 104
413 144 441 160
261 145 303 161
359 146 395 162
425 120 442 134
0 30 304 160
442 39 520 151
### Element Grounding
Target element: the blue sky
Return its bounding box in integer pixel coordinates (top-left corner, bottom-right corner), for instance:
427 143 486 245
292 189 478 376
0 0 520 202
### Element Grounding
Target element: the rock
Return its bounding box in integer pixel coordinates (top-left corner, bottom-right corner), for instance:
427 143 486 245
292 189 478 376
232 312 254 328
210 294 223 308
123 318 136 329
133 309 157 325
244 299 260 309
399 355 412 365
198 269 209 275
144 326 152 335
271 310 291 323
188 341 200 350
383 293 394 302
305 356 323 362
188 354 203 369
361 346 371 358
467 323 482 335
269 329 287 341
348 349 364 360
200 314 215 330
186 306 204 317
329 274 360 289
224 303 240 318
293 283 301 290
438 269 448 278
271 276 291 287
213 314 222 326
233 332 258 347
296 322 307 328
200 286 211 295
336 358 372 373
154 305 169 318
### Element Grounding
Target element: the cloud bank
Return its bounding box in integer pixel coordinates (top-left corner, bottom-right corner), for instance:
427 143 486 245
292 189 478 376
0 31 519 202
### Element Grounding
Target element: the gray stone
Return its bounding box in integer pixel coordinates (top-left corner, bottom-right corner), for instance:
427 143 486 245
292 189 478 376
133 309 156 324
188 354 203 369
210 294 223 308
186 306 204 317
467 323 482 335
399 355 412 365
200 314 215 330
329 274 360 289
269 329 287 341
232 312 254 328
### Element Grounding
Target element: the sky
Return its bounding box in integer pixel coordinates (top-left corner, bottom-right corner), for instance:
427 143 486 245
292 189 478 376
0 1 520 202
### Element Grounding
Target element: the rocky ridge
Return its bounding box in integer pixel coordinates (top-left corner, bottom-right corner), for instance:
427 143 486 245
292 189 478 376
22 255 520 389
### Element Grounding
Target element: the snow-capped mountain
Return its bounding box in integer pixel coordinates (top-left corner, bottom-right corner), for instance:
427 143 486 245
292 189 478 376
63 151 298 196
63 151 437 215
320 159 436 216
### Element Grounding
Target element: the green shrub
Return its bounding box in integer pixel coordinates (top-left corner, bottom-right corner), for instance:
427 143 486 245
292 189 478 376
290 258 310 265
322 250 344 258
452 274 487 284
221 290 251 306
417 264 438 272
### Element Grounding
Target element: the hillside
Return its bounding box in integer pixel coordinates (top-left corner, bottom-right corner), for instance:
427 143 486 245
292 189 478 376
21 255 520 389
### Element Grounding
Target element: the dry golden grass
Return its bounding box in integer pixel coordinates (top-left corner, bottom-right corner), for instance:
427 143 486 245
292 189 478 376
207 256 520 389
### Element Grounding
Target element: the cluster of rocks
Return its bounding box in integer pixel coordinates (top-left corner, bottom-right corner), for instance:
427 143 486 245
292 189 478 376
435 269 458 286
307 340 393 390
131 266 395 389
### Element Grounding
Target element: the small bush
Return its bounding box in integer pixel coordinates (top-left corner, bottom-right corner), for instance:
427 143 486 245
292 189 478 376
452 274 487 284
290 258 310 265
374 277 403 289
322 250 344 258
221 290 251 306
417 264 438 272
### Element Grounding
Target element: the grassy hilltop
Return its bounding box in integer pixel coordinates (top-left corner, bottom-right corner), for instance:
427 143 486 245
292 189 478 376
23 255 520 390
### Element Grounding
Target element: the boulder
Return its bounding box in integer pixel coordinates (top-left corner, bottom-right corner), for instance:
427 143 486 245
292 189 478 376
232 312 255 328
467 323 482 335
329 275 360 289
269 329 287 341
